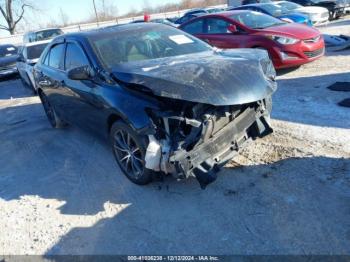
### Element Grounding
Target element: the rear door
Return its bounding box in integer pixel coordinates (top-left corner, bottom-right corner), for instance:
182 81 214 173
36 42 67 118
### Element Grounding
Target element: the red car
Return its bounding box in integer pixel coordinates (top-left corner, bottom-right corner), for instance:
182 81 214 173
179 10 324 69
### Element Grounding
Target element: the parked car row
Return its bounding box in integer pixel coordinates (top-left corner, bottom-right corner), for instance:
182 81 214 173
173 0 346 27
239 0 346 20
0 28 63 88
230 3 314 26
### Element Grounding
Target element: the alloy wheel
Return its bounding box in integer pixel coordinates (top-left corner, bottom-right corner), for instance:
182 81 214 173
113 129 144 179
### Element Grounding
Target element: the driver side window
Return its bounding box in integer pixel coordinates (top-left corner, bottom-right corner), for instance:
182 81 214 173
65 43 89 71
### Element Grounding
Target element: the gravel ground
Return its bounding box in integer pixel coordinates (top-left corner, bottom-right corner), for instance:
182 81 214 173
0 18 350 255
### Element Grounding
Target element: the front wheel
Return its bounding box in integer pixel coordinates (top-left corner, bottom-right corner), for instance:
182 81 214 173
110 121 153 185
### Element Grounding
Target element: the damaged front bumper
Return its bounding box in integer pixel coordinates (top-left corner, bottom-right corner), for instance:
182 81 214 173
170 107 272 189
145 101 273 189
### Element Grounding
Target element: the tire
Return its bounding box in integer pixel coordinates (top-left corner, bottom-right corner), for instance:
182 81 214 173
110 121 153 185
39 92 66 129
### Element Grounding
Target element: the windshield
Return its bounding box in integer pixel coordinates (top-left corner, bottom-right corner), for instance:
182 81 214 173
260 3 290 16
34 29 63 42
27 43 49 60
0 45 18 58
230 11 287 29
277 1 303 10
89 25 211 69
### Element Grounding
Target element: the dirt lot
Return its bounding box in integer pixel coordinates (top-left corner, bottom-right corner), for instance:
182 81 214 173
0 19 350 255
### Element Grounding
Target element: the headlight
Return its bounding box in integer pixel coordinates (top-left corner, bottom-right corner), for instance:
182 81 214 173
267 35 299 45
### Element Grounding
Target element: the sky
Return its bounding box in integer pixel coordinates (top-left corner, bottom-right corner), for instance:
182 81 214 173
0 0 182 36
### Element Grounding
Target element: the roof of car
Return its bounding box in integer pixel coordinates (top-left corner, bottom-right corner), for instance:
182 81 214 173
240 3 277 7
24 39 51 48
53 23 172 42
0 44 17 48
187 10 253 18
25 28 63 34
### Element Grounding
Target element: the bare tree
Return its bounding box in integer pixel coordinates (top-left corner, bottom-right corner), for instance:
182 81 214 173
0 0 33 34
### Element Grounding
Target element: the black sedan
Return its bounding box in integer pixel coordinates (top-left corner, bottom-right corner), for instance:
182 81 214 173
34 23 276 188
0 44 18 78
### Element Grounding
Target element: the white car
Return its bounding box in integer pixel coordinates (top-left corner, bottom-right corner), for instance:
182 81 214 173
276 1 329 25
17 40 50 93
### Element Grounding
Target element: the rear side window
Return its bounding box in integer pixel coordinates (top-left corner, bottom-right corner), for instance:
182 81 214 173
48 44 65 69
206 18 232 34
182 19 204 34
27 43 48 60
65 43 89 71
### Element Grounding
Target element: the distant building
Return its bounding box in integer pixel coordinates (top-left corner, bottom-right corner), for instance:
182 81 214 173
228 0 242 7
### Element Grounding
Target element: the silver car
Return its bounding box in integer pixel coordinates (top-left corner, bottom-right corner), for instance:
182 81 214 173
17 40 50 93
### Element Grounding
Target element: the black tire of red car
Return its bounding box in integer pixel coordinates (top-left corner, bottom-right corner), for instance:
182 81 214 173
110 121 153 185
39 92 66 128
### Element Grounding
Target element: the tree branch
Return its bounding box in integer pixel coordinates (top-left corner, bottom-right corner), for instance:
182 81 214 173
0 5 8 21
13 3 31 27
0 25 9 30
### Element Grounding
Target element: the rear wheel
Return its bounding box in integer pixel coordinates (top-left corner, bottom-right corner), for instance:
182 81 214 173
39 92 66 128
110 121 153 185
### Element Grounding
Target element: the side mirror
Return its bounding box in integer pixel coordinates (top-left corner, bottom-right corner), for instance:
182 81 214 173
228 24 238 33
67 65 92 80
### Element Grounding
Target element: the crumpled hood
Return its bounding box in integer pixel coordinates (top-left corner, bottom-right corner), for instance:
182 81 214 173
111 49 276 106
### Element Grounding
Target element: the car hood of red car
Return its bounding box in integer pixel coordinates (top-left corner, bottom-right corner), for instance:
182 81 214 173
260 23 321 40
